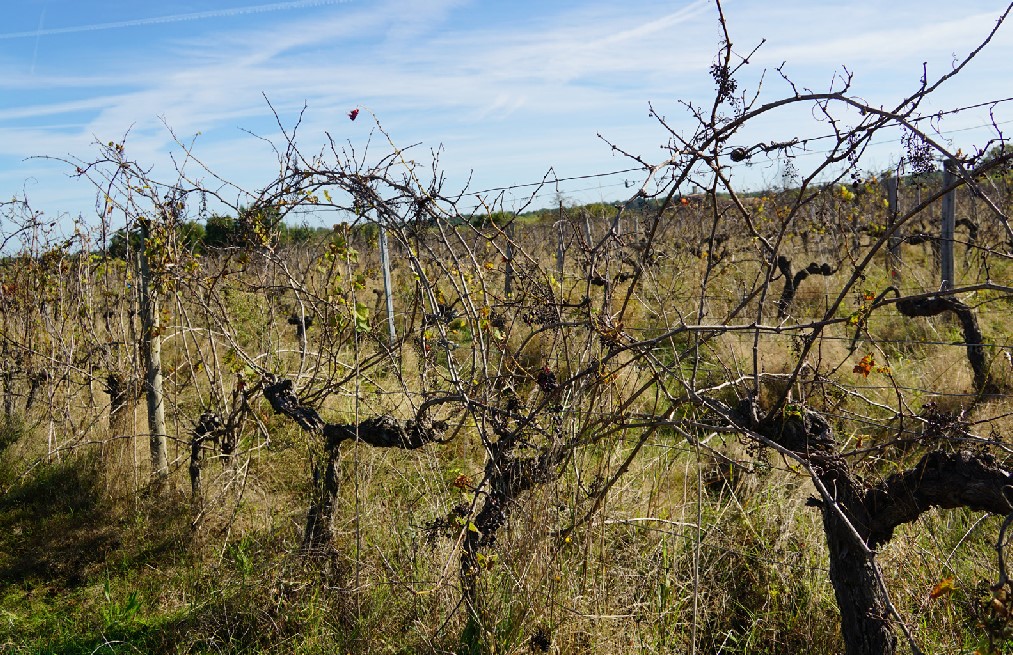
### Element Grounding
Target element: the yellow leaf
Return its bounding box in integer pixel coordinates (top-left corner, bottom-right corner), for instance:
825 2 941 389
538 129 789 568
929 577 955 600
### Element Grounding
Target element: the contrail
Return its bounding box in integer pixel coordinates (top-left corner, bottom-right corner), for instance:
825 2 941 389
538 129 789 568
0 0 354 40
29 7 46 74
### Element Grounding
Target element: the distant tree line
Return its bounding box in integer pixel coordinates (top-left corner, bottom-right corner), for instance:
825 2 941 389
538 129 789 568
106 205 330 258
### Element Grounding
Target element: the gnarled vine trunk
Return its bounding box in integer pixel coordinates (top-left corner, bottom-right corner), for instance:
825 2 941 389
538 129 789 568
814 458 897 655
748 406 1013 655
262 377 446 553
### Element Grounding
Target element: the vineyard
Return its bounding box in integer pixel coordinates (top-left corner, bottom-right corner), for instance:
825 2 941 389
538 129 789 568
3 6 1013 655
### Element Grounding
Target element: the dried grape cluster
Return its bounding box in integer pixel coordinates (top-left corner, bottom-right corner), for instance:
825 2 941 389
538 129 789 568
903 129 937 175
710 62 738 105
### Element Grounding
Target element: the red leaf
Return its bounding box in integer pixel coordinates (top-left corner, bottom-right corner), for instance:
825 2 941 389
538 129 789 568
853 354 874 378
348 108 359 121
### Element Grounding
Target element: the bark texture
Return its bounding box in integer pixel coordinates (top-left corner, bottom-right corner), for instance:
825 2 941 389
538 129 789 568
749 406 1013 655
263 377 446 552
189 411 223 516
896 295 989 392
774 256 835 318
137 222 168 482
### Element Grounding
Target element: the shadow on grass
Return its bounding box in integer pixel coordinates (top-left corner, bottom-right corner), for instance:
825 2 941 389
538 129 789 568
0 456 121 589
28 597 275 655
0 452 435 654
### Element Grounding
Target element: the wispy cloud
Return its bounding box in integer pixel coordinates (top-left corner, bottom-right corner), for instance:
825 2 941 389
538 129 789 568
2 0 1012 217
0 0 355 40
28 7 45 74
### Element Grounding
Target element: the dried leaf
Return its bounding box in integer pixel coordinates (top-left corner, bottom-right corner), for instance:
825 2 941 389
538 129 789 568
853 354 875 378
929 577 955 600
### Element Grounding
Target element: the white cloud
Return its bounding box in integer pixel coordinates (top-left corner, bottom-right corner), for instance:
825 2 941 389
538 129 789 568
0 0 357 40
2 0 1013 217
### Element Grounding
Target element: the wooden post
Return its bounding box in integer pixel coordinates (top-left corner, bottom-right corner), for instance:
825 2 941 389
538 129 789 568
941 160 956 290
504 221 514 298
885 175 902 279
137 220 168 483
378 226 396 344
556 203 565 286
556 223 565 290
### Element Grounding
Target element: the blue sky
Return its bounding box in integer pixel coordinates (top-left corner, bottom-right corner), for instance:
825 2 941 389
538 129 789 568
2 0 1012 225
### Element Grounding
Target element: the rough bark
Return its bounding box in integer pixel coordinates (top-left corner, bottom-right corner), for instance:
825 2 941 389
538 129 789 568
189 411 223 516
774 256 835 318
813 457 898 655
102 372 142 493
461 444 563 601
262 377 446 552
302 446 340 553
896 295 990 392
323 415 446 450
137 222 168 482
750 406 1013 655
1 368 13 421
865 450 1012 547
262 378 325 433
286 313 313 338
23 369 48 414
105 373 137 437
751 410 896 654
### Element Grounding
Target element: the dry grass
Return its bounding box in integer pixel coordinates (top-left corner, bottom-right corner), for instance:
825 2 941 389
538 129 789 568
2 184 1013 654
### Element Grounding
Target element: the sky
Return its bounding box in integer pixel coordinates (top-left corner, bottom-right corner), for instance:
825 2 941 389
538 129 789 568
2 0 1012 229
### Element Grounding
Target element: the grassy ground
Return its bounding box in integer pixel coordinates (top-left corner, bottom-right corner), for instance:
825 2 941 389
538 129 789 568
2 184 1013 653
0 421 1004 653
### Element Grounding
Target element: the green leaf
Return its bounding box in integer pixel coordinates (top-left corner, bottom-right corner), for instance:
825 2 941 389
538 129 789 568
353 302 370 332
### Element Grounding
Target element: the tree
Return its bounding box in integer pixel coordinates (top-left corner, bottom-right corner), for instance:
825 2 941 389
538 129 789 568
587 4 1013 652
70 139 205 486
203 213 238 249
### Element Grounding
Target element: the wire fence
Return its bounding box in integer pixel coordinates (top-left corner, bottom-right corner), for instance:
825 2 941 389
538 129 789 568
454 94 1013 206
